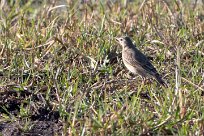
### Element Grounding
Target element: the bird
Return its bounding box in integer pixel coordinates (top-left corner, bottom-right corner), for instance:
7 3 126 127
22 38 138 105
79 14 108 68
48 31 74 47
116 36 168 87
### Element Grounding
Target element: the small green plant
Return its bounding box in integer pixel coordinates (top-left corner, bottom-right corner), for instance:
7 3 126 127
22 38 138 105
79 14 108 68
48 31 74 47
0 0 203 135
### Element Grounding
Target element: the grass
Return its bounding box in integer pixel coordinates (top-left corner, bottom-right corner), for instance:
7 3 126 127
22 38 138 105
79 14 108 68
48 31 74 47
0 0 204 135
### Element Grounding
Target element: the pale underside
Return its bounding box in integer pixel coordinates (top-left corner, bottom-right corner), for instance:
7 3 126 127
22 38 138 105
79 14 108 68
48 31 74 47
122 56 151 78
122 47 155 79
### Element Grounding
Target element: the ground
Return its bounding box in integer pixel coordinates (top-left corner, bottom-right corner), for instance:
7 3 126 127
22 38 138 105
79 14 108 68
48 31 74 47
0 0 204 135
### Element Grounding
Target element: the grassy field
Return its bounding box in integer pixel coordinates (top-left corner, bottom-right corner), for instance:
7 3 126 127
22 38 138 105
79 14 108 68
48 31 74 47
0 0 204 135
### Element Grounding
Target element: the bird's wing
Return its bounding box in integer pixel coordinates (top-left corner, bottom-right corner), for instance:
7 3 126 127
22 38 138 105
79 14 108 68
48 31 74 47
123 48 158 76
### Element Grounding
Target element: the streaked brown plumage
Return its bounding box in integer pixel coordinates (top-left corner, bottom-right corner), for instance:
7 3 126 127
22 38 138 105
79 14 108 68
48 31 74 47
116 36 168 87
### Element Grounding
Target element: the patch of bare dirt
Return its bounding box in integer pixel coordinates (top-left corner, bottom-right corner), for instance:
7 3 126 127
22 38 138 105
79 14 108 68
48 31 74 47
0 89 63 136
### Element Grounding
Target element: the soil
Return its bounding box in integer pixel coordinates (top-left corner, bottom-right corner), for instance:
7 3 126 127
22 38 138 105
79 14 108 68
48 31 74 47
0 89 64 136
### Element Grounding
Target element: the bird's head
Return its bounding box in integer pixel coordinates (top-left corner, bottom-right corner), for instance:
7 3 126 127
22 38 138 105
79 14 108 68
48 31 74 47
116 36 133 48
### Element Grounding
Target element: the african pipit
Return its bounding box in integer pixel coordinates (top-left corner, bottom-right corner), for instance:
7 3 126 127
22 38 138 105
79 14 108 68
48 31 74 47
116 36 168 87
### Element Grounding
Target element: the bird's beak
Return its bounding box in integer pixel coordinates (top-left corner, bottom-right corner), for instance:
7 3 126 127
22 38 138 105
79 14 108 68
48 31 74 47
115 37 120 43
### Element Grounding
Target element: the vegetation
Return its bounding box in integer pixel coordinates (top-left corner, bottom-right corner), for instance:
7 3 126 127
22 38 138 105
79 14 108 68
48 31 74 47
0 0 203 135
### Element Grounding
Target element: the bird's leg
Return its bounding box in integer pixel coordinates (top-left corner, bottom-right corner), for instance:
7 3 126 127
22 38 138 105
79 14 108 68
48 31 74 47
142 77 152 86
141 77 146 86
144 78 152 85
136 76 147 92
127 72 135 79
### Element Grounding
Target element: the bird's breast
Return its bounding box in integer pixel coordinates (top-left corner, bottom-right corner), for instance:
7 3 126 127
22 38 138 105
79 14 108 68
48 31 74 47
123 61 138 74
122 50 149 77
122 56 137 74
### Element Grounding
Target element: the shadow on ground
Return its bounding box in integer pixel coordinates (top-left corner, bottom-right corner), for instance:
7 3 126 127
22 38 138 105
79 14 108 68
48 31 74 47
0 90 63 136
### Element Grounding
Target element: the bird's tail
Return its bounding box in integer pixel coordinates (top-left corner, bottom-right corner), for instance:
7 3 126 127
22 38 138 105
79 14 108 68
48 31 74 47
155 74 168 88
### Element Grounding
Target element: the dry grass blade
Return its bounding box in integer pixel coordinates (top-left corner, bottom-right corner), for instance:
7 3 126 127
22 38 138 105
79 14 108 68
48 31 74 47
0 0 203 135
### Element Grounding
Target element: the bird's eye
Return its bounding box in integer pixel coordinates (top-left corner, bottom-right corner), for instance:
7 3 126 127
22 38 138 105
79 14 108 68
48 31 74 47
120 39 122 41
